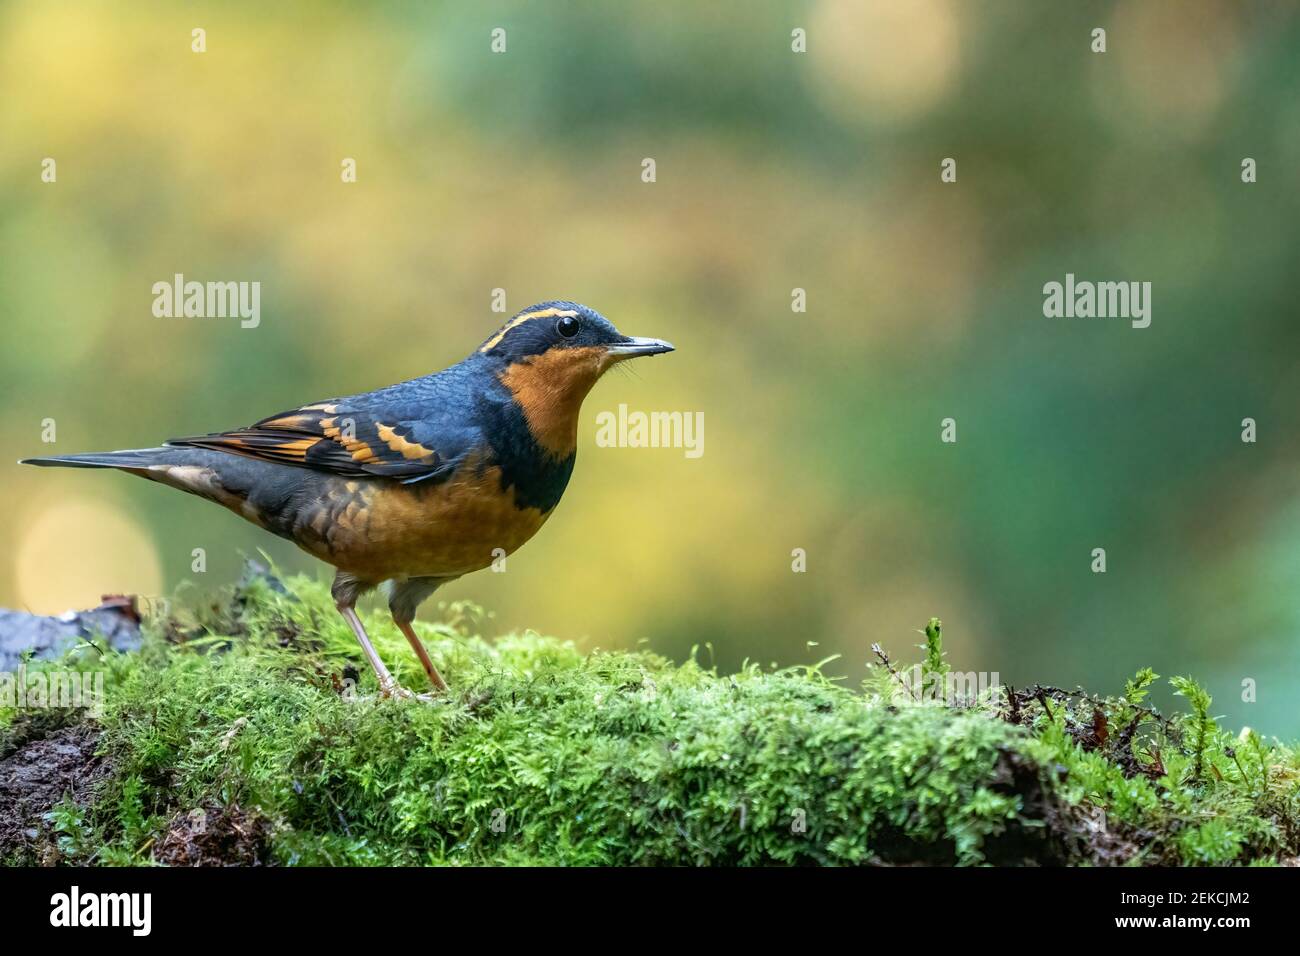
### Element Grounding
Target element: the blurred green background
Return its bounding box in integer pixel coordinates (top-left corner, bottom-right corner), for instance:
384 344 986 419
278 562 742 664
3 1 1299 731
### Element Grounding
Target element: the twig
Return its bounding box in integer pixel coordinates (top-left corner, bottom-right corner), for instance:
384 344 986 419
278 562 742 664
871 642 917 700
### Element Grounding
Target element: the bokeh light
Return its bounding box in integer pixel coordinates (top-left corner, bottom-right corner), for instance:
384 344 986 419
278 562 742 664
15 494 162 614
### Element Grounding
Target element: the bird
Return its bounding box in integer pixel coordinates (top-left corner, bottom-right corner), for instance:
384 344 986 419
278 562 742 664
22 301 674 699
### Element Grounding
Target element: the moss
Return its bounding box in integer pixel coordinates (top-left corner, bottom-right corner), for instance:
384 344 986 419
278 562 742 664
2 576 1298 866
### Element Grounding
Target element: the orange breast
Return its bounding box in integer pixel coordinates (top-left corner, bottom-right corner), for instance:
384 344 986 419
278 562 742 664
292 461 551 582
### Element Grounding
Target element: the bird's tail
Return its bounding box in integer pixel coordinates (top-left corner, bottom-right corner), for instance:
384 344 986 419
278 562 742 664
20 447 169 470
21 445 288 517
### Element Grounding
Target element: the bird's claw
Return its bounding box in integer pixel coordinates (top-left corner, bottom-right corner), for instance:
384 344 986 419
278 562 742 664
346 682 439 704
380 682 415 700
381 682 443 704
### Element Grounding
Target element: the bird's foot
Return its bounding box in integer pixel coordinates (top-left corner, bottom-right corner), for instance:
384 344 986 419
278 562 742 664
346 682 439 704
383 681 447 704
380 681 417 701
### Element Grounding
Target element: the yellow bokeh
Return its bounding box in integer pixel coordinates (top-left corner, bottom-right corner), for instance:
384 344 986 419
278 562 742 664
809 0 962 125
15 493 162 614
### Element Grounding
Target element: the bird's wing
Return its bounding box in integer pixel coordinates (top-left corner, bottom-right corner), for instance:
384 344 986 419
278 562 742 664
167 392 482 483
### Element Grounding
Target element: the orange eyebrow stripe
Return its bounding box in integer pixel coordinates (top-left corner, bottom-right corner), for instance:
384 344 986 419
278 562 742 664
479 308 579 352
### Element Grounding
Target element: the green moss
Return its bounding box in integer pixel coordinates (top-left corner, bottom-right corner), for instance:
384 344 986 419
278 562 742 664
3 574 1298 866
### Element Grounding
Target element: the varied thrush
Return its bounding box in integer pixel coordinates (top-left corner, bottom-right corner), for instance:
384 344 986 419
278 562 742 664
22 301 674 698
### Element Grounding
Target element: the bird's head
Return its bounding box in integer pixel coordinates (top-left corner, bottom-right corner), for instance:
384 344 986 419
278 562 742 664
479 301 674 457
478 301 673 369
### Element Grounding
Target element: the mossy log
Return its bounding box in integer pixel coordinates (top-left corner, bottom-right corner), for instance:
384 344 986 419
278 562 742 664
2 574 1297 866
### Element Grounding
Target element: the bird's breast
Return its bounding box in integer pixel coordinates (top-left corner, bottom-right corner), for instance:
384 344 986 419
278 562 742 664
296 460 554 581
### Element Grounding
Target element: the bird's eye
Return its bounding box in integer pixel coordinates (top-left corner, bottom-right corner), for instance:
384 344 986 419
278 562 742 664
557 316 580 338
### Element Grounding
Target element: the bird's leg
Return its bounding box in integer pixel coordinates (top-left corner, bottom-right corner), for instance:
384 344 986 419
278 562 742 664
336 603 410 699
394 619 448 693
389 576 454 694
333 571 412 699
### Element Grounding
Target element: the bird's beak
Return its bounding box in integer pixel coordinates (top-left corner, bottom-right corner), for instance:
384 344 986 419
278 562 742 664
605 336 675 360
